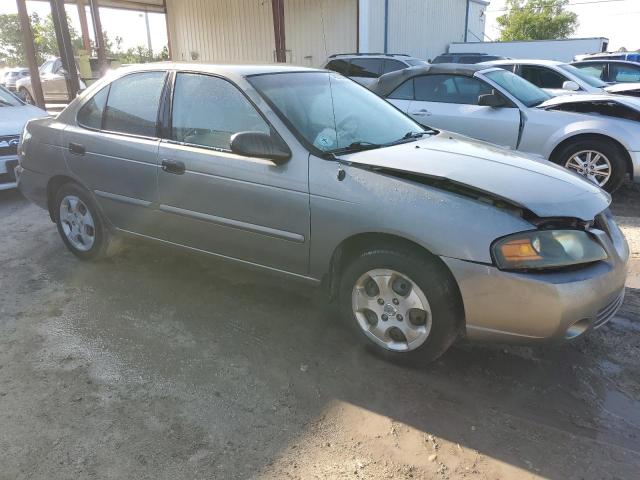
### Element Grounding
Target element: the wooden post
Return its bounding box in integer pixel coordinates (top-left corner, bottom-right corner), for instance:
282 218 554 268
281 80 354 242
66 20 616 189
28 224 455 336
50 0 82 101
88 0 108 74
15 0 45 109
271 0 286 63
76 0 92 52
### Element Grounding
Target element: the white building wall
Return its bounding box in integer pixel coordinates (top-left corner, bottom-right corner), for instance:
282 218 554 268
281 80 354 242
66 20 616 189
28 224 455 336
359 0 385 53
165 0 275 63
284 0 357 66
358 0 472 61
467 0 488 43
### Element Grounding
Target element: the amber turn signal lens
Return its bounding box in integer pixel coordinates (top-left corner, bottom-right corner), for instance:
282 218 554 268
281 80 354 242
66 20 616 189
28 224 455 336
498 238 541 262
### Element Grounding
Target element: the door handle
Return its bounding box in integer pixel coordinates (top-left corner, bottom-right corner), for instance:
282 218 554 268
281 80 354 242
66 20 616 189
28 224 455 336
161 159 186 175
411 109 431 117
68 142 85 155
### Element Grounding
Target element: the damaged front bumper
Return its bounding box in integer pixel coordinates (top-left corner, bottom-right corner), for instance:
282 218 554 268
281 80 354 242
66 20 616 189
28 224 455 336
441 221 629 344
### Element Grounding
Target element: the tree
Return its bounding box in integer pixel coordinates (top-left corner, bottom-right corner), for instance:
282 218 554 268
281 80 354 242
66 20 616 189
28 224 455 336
497 0 578 41
0 12 82 67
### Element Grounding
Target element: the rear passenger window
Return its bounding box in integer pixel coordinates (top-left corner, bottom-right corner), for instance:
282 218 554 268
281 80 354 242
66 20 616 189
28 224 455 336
520 65 567 89
388 79 414 100
383 59 407 74
171 73 270 151
574 63 606 80
103 71 166 137
610 64 640 82
414 74 492 104
459 56 480 64
77 86 109 129
349 59 383 78
326 59 350 75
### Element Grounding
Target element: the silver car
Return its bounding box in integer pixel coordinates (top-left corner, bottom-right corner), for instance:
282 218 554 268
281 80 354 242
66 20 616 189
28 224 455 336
482 59 640 97
2 68 30 92
0 85 48 190
16 63 629 364
16 58 86 104
373 64 640 192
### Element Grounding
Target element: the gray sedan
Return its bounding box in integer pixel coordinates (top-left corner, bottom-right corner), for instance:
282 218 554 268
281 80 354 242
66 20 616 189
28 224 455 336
16 63 629 364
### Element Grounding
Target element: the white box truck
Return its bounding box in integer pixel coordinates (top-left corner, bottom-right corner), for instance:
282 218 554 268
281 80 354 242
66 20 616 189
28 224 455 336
447 38 609 63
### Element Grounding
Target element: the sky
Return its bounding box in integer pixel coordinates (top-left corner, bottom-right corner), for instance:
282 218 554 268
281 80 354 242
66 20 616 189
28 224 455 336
485 0 640 51
0 1 168 53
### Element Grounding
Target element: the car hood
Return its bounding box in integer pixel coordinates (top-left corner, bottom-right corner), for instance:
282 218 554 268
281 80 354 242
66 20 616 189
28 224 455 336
604 82 640 95
341 132 609 221
538 92 620 107
0 104 49 136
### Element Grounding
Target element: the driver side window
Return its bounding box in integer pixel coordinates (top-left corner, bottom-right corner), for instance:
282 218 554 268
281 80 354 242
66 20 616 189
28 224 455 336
171 73 270 150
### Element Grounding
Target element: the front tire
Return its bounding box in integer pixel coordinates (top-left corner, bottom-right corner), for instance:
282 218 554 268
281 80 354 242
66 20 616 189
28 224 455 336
338 247 463 365
54 183 112 260
553 138 627 192
19 88 35 105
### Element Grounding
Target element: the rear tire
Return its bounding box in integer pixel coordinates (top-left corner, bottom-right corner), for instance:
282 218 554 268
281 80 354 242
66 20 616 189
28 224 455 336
553 138 627 193
54 183 113 261
338 246 463 365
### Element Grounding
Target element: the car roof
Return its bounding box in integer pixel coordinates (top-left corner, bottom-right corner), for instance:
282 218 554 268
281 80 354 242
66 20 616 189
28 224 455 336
436 52 497 57
572 59 640 65
483 59 565 67
112 61 321 78
370 63 493 97
329 53 415 59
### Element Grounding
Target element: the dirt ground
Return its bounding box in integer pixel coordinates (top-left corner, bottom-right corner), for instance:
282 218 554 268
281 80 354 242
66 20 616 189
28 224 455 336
0 181 639 480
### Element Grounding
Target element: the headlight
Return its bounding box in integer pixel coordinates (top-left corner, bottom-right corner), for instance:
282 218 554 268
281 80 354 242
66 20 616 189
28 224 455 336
492 230 607 271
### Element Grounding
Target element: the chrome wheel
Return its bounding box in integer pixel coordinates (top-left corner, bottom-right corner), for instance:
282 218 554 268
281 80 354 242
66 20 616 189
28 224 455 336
565 150 612 187
59 195 96 252
351 269 432 352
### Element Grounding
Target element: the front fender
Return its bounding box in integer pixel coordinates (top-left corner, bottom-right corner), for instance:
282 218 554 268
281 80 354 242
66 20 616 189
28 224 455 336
521 109 640 158
308 156 534 279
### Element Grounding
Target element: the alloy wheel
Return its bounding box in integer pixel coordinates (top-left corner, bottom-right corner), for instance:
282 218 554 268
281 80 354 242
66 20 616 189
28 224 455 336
565 150 612 187
59 195 96 252
351 269 432 352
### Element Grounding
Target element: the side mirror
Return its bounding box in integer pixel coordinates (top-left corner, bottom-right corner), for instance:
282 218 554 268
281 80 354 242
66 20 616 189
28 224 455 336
562 80 580 91
230 131 291 164
57 67 68 77
478 90 507 108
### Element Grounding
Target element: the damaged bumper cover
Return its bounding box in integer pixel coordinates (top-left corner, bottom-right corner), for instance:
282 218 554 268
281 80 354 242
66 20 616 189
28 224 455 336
441 225 629 344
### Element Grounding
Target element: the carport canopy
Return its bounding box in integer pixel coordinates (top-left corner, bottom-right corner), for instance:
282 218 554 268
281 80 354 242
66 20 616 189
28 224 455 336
16 0 167 108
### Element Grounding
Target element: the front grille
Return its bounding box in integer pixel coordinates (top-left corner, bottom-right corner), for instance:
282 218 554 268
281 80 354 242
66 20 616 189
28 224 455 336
595 290 625 328
0 135 20 157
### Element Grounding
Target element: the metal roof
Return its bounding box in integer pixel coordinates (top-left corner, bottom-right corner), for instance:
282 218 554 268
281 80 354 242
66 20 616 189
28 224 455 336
31 0 166 13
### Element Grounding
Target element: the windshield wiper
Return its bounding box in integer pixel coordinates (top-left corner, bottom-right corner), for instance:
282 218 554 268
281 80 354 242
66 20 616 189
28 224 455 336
327 141 383 155
386 130 433 146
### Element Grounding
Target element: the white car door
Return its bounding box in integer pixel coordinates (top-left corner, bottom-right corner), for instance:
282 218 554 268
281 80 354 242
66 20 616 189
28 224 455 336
402 74 521 149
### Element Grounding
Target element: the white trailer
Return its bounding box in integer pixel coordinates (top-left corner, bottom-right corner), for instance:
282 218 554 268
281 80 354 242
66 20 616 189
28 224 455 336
448 38 609 63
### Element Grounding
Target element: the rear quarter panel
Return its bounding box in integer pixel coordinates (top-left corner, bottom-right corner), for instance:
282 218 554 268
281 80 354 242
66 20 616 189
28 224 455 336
21 117 69 176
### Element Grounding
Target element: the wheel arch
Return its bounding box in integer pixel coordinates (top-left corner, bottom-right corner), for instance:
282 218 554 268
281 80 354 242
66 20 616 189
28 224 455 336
326 232 465 322
549 133 633 175
46 175 84 222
